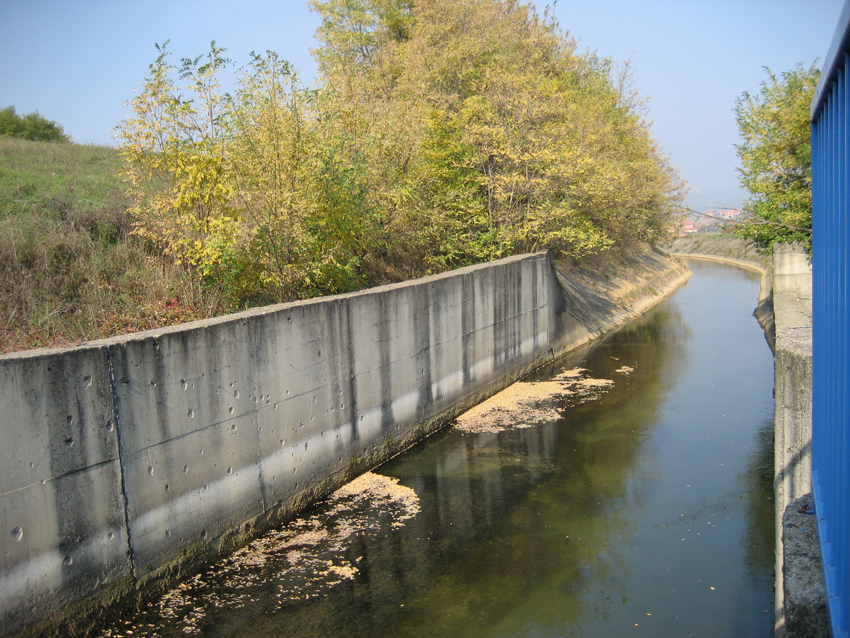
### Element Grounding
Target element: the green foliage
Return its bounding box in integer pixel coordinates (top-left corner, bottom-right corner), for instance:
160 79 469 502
734 63 819 250
117 0 686 310
118 42 371 306
117 41 238 276
311 0 686 271
5 0 689 353
0 106 70 142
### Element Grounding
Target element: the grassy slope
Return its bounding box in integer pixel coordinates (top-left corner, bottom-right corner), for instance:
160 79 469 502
0 139 209 354
0 139 677 355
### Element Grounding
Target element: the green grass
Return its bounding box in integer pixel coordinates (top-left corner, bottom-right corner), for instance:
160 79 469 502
0 139 216 353
0 138 124 217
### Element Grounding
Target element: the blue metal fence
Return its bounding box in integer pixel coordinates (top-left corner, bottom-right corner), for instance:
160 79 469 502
811 4 850 637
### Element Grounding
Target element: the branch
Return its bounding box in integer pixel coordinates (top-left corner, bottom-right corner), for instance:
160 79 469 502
682 206 811 234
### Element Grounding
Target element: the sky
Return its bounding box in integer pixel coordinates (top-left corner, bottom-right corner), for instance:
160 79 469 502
0 0 845 211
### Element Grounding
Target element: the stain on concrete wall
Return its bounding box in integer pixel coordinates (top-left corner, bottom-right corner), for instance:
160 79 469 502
0 250 685 637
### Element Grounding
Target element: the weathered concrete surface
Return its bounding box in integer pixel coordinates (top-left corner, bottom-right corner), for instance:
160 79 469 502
0 249 688 637
783 495 829 638
552 247 692 352
104 258 551 582
772 244 817 638
773 243 813 303
0 348 132 637
664 234 768 265
773 243 814 511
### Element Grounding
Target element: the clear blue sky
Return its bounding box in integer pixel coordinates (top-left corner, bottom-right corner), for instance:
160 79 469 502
0 0 844 211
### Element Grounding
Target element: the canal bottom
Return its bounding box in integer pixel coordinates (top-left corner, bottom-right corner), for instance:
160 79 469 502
102 260 775 638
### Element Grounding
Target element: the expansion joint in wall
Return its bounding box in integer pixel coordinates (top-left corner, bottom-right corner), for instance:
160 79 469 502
105 346 137 580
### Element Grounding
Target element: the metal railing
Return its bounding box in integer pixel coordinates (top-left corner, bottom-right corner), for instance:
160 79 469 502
811 3 850 636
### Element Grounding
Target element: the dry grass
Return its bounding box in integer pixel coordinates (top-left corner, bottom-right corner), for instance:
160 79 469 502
0 139 230 353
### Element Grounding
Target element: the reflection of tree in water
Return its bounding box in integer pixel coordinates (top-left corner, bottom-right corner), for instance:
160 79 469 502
740 418 775 587
347 296 691 637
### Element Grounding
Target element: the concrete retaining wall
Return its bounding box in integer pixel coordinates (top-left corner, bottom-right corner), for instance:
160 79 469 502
773 243 814 513
770 244 821 638
0 348 130 636
0 250 687 637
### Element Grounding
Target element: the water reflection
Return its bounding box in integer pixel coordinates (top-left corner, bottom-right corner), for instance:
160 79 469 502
742 418 776 589
364 291 697 638
102 260 774 638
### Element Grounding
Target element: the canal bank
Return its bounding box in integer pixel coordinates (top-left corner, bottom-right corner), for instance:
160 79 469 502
97 247 778 637
1 247 689 637
664 236 774 346
665 236 821 638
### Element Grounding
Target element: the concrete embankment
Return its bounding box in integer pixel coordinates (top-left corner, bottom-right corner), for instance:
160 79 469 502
0 248 688 637
664 236 821 638
771 246 823 638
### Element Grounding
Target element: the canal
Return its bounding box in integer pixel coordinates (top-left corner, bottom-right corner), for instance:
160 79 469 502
101 259 775 638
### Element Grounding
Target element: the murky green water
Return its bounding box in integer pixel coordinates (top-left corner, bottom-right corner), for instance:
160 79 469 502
105 260 775 638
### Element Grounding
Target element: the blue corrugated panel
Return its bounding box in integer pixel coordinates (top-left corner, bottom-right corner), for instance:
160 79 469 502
812 5 850 633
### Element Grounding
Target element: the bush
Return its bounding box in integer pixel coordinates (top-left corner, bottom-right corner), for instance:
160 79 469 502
0 106 70 142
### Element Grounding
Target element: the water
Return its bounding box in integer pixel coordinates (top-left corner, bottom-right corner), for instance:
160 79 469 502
104 259 775 637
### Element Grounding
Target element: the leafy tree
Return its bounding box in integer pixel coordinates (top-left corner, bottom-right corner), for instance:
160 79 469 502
734 63 819 250
226 51 368 302
225 51 315 302
311 0 685 268
0 106 70 142
119 0 687 309
118 42 371 306
118 41 240 293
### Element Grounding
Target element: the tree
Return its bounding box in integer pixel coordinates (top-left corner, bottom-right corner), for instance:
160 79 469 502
225 51 315 303
0 106 70 142
310 0 686 269
119 0 688 309
118 42 371 307
734 63 819 250
226 50 368 302
117 41 241 302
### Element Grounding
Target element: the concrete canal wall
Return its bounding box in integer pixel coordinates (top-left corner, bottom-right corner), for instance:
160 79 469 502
771 245 823 638
0 249 688 637
772 244 813 515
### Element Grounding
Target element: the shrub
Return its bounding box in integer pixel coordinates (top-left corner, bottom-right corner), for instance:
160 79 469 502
0 106 70 142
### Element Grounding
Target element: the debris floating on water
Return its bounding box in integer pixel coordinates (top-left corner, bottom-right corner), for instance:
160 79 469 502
98 472 419 637
453 368 615 434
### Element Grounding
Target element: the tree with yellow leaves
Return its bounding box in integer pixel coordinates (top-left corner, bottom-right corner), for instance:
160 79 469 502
118 42 237 277
118 0 686 309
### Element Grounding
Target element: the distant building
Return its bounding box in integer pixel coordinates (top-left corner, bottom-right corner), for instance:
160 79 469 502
679 221 699 235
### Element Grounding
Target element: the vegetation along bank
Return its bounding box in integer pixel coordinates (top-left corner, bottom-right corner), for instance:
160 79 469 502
3 0 686 355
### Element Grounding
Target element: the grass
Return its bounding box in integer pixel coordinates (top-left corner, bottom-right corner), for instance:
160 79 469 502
0 138 122 216
0 138 223 354
0 138 675 354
